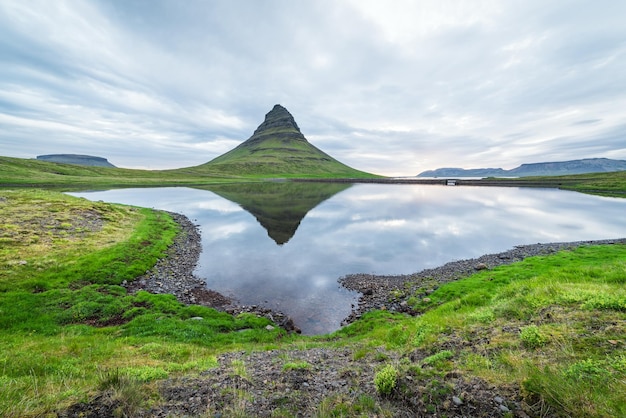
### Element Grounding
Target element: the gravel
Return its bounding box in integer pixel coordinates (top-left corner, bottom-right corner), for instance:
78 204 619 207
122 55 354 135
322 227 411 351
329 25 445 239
64 346 528 418
340 238 626 323
125 211 301 333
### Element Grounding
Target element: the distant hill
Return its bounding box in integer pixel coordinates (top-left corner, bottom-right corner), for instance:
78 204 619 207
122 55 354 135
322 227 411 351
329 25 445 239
418 158 626 177
187 104 376 178
36 154 116 168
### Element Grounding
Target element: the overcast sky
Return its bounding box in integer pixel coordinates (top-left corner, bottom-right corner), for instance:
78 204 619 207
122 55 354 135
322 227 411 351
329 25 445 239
1 0 625 175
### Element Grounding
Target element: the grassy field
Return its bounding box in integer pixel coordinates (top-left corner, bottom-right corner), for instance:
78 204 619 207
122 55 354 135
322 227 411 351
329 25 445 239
0 154 379 189
1 188 624 416
0 189 286 417
3 155 626 196
487 170 626 197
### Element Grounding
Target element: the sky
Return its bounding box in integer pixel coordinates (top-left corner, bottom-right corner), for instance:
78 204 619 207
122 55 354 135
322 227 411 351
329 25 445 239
1 0 625 176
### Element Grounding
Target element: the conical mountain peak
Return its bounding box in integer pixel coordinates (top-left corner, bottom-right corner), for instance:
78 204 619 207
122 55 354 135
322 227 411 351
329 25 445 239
197 104 375 178
251 104 304 139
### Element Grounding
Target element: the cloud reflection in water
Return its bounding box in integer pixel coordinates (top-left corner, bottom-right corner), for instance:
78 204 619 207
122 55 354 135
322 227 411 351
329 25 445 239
71 184 626 334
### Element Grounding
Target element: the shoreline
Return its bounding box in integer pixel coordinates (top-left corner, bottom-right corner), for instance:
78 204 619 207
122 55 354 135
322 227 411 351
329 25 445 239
128 211 625 333
340 238 626 323
125 211 301 333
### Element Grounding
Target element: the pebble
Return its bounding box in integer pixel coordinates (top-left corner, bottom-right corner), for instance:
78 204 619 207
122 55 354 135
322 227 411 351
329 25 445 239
124 212 301 333
339 238 626 324
452 396 463 406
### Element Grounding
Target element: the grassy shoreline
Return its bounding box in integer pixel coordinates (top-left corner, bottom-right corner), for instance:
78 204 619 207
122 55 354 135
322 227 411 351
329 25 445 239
1 185 625 416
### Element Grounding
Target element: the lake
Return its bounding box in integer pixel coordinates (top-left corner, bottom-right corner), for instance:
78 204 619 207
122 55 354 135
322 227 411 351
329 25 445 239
70 183 626 334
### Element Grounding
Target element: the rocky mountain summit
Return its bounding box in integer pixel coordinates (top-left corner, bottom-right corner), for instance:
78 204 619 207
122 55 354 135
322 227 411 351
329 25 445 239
418 157 626 177
248 104 306 143
36 154 116 168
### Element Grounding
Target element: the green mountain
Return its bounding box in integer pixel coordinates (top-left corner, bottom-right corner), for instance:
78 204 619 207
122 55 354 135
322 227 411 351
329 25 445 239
201 181 351 245
191 105 376 178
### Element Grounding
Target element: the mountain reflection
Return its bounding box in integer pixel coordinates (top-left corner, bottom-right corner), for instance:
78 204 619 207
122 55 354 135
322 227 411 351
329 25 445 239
197 182 352 245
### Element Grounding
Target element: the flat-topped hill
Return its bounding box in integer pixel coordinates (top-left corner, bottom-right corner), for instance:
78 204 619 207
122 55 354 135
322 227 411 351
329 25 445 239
36 154 116 168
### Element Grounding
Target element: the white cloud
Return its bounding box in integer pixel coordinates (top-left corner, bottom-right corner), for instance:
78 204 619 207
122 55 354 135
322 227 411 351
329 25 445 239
0 0 625 175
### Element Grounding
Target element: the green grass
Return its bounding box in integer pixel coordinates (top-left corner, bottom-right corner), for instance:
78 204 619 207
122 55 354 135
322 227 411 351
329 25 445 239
0 151 379 189
495 170 626 197
191 135 379 179
1 187 625 417
332 243 626 417
0 189 289 417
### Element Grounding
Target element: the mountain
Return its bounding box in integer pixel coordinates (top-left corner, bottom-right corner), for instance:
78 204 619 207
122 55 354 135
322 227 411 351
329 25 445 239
36 154 116 168
192 104 375 178
201 181 351 245
418 158 626 177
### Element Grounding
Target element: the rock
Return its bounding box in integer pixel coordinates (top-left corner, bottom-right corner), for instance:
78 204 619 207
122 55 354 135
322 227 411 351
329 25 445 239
452 396 463 406
265 325 275 331
499 404 510 412
474 263 488 270
190 317 203 321
494 396 504 404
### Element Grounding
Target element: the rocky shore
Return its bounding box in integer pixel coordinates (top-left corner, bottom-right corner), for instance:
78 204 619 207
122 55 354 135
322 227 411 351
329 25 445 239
128 211 625 334
125 211 301 333
340 238 626 324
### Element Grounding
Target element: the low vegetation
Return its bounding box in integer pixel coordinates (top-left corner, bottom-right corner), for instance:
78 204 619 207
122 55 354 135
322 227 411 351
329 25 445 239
0 153 378 189
486 170 626 197
0 189 286 417
1 186 624 417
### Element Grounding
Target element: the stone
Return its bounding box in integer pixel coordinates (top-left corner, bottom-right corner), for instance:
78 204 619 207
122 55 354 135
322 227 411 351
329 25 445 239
475 263 488 270
452 396 463 406
494 396 504 404
190 317 203 320
499 404 510 412
265 325 275 331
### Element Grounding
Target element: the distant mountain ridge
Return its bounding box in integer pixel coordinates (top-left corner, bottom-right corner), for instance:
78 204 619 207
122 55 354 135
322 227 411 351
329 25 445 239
190 104 375 178
36 154 116 168
418 158 626 177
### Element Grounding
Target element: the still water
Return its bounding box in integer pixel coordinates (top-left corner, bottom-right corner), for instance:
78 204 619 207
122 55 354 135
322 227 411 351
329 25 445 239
71 183 626 334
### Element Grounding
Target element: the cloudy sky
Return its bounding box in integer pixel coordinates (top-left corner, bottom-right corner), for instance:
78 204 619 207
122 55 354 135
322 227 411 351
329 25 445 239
1 0 625 175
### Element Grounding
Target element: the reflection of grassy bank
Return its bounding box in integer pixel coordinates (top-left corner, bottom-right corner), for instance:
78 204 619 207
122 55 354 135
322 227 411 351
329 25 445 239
1 188 625 417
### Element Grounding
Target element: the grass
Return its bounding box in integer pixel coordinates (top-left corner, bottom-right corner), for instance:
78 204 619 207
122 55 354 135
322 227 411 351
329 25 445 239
496 170 626 197
0 151 379 189
0 189 288 417
0 186 625 416
332 243 626 417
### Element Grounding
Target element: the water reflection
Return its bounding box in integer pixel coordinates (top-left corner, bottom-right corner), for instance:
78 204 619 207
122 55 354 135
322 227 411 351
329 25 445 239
70 184 626 334
199 182 351 244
